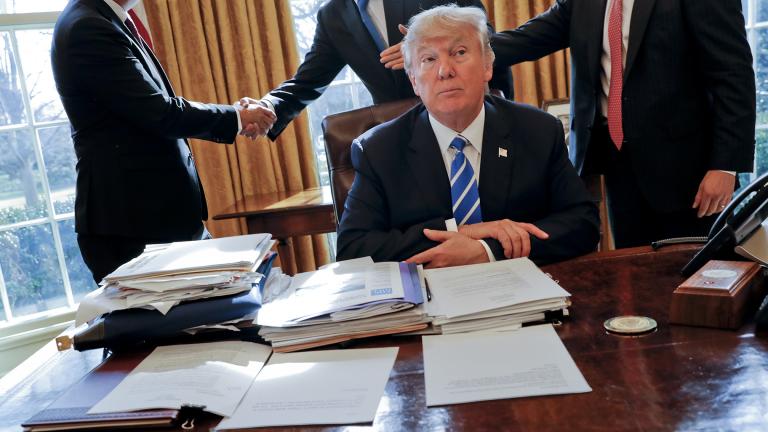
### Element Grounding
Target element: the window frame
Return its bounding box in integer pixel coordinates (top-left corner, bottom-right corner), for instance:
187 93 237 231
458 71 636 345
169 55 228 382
0 9 80 329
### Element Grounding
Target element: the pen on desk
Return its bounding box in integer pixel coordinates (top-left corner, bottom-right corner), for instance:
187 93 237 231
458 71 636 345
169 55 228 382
424 278 432 302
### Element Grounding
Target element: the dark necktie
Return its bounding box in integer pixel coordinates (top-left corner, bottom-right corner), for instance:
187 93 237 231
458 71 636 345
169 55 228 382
357 0 388 52
449 136 482 226
607 0 624 150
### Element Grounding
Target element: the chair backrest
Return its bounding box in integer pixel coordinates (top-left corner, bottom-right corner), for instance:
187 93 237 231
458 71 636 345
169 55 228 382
321 98 420 224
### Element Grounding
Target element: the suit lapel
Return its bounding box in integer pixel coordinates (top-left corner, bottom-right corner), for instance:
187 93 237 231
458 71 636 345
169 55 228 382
90 0 170 94
382 0 410 96
625 0 657 79
407 109 452 215
478 98 514 219
383 0 406 47
585 0 609 87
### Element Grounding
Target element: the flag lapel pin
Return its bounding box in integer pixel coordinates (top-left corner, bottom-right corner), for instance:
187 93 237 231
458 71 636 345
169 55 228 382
498 147 508 158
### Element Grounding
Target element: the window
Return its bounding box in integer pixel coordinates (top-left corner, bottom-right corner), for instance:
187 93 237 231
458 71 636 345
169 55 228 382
746 0 768 187
288 0 373 187
0 1 95 327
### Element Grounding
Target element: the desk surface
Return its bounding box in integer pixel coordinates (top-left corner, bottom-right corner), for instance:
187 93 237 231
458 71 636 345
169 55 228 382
2 245 767 431
213 187 333 220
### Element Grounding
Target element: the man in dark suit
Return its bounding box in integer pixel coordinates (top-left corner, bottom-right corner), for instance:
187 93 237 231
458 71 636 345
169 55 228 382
51 0 274 282
491 0 756 248
337 5 599 267
255 0 514 141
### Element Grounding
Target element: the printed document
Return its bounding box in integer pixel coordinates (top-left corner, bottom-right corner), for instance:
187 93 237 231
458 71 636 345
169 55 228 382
217 347 398 429
89 341 272 417
422 325 591 406
424 258 569 318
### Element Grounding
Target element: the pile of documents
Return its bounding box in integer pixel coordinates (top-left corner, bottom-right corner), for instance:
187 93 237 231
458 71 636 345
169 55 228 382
76 234 275 327
424 258 571 334
256 257 429 352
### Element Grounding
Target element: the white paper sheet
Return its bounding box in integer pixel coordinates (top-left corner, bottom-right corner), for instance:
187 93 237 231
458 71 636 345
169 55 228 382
424 258 569 318
422 325 591 406
217 347 398 429
89 341 272 417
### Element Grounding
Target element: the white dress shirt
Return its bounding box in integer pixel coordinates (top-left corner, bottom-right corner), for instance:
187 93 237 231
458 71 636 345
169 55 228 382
427 107 495 261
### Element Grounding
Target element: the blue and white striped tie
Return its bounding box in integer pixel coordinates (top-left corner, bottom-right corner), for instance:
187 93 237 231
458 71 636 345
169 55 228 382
449 135 482 225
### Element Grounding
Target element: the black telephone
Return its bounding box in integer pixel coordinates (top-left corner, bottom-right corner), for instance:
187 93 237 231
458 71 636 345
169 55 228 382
679 171 768 277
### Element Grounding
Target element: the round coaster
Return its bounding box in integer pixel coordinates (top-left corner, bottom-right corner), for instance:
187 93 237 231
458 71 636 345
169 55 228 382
604 315 657 335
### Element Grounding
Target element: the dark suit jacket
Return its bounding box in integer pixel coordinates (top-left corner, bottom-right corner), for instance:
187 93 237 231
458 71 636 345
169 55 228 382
492 0 755 213
51 0 238 240
337 96 600 265
265 0 514 140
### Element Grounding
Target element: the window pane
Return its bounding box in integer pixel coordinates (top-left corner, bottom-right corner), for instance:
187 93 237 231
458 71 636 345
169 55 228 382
756 29 768 125
759 0 768 23
38 125 75 214
0 31 28 127
0 223 66 318
754 129 768 177
57 218 96 301
0 0 67 14
16 28 66 124
0 129 47 223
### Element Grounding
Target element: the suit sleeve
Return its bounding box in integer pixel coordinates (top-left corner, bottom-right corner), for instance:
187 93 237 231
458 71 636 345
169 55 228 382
67 17 237 143
528 118 600 265
491 0 573 67
683 0 755 172
264 6 347 141
336 139 448 262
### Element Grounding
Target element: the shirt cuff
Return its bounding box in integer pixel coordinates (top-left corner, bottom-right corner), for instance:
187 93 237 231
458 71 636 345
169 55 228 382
234 109 243 133
478 239 496 262
445 218 458 232
261 98 276 113
718 170 736 176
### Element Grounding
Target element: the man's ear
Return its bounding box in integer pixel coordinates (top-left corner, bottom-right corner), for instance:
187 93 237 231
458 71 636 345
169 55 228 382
409 72 420 97
483 59 493 83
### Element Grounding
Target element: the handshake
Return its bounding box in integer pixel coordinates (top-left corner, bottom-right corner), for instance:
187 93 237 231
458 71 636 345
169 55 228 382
235 97 277 139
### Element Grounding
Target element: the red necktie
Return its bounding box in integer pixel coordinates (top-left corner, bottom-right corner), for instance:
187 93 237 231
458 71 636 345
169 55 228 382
607 0 624 150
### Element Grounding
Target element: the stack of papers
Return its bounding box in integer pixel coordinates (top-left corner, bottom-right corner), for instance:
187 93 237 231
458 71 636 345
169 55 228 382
424 258 570 334
257 257 429 351
76 234 274 326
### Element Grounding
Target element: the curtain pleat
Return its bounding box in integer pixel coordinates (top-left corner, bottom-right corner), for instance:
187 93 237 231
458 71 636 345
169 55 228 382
484 0 570 108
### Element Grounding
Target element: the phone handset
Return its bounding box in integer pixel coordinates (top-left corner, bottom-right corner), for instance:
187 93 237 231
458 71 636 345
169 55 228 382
680 172 768 277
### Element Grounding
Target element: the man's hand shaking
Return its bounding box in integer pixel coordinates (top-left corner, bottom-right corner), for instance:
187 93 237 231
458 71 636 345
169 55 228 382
236 97 276 139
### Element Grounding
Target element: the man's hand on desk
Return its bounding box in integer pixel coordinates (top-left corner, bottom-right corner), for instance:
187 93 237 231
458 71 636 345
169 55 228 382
459 220 549 259
405 229 488 269
236 97 276 139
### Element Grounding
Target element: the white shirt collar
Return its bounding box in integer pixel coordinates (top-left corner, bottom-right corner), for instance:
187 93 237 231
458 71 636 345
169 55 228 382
428 105 485 156
103 0 129 22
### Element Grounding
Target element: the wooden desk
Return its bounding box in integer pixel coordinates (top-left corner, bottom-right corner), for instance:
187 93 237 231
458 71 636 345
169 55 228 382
213 187 336 274
3 245 768 431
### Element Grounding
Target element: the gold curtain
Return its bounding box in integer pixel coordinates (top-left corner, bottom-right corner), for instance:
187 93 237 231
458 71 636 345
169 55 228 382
483 0 570 108
143 0 329 273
